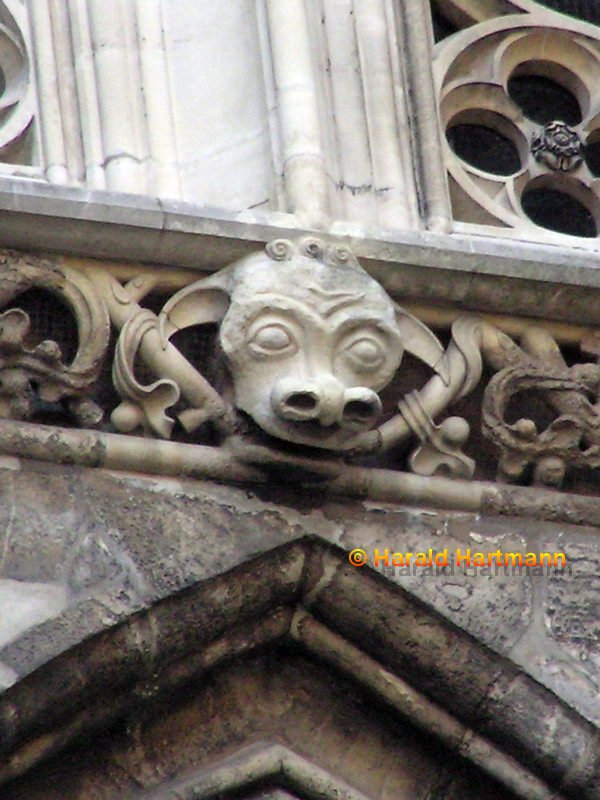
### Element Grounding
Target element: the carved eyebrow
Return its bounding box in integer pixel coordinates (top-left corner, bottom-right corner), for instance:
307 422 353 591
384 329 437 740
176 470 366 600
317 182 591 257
307 285 365 317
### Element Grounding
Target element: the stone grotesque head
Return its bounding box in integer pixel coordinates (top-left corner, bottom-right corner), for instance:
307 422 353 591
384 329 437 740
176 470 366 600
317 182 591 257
161 239 448 450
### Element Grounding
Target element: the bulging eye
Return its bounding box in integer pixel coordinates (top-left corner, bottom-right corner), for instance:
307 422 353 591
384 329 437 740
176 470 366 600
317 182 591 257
344 336 384 371
248 323 296 357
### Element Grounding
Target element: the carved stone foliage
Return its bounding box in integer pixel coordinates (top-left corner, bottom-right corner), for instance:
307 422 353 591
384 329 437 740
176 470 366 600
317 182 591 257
434 2 600 238
481 326 600 486
1 242 599 492
0 252 109 425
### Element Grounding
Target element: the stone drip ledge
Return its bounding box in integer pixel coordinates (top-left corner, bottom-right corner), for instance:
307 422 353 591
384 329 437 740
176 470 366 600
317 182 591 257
2 178 600 324
1 418 599 527
0 542 597 800
141 741 373 800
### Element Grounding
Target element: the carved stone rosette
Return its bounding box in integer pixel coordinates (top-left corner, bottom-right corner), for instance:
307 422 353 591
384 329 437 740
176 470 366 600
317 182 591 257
531 121 584 172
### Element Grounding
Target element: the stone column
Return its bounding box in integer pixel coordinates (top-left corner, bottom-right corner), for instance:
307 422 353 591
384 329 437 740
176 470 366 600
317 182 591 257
263 0 332 227
28 0 181 197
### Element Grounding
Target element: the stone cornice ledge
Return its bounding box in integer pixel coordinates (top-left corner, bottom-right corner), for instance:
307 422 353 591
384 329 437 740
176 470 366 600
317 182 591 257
1 418 600 527
1 179 600 324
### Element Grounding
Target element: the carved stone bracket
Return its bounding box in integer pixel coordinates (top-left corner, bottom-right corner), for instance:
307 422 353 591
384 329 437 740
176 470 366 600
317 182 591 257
2 242 599 495
158 237 453 454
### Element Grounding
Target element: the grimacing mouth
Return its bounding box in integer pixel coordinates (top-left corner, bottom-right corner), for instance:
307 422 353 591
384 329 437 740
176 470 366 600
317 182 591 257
267 416 369 442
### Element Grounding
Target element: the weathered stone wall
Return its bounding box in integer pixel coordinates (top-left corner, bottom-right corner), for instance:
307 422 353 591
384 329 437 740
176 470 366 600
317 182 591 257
0 458 597 728
3 650 520 800
0 1 597 796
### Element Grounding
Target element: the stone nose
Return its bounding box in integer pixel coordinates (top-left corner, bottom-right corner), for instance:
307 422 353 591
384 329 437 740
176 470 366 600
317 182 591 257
271 377 345 426
341 387 382 429
271 379 382 429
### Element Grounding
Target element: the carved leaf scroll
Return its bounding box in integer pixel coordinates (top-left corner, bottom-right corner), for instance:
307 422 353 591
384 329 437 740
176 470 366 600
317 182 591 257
1 244 599 494
90 241 600 491
483 364 600 486
0 253 109 425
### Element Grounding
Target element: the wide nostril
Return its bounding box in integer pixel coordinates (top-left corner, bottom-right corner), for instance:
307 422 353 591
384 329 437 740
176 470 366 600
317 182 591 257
341 391 382 428
272 381 325 422
285 392 318 412
343 399 376 420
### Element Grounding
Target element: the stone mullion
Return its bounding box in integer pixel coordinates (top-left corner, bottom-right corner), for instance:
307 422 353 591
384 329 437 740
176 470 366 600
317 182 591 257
133 0 181 200
353 0 418 229
390 0 452 232
383 0 422 229
66 0 106 189
27 0 71 184
47 0 85 184
322 0 378 225
86 0 147 193
255 0 286 213
264 0 332 228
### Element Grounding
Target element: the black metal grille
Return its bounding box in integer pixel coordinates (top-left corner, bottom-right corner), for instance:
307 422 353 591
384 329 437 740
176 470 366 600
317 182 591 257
536 0 600 25
432 0 600 34
10 288 79 364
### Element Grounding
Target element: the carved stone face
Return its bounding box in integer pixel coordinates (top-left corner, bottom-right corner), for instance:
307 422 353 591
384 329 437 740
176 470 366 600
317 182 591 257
219 255 404 450
160 239 447 452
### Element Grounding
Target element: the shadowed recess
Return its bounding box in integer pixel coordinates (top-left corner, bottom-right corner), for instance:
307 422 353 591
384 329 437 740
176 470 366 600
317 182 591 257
508 74 582 126
521 187 597 237
11 288 79 364
447 123 521 175
585 137 600 176
536 0 600 24
430 0 459 42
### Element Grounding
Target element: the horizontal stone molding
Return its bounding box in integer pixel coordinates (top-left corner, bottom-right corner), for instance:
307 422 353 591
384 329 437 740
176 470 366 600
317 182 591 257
1 180 600 325
1 418 600 527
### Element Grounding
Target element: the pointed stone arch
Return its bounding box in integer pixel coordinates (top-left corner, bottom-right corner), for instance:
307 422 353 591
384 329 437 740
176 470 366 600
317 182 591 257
0 540 596 799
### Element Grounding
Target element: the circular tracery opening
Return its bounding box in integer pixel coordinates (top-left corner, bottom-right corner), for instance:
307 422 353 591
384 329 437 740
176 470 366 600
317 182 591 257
521 181 597 237
585 130 600 176
446 110 524 176
447 124 521 175
535 0 600 25
507 63 583 125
